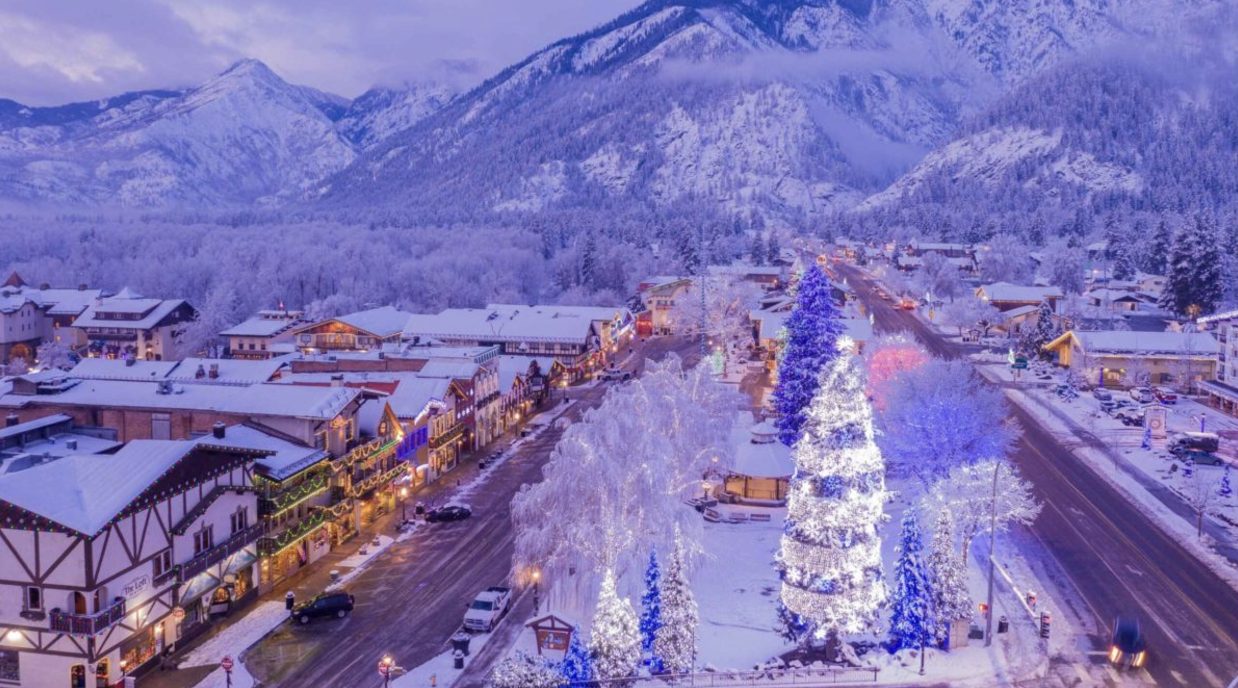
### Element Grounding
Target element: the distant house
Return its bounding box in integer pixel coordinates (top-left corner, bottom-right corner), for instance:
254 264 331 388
290 306 412 354
707 263 785 290
1043 330 1219 389
220 309 306 359
722 418 792 504
0 273 104 364
976 283 1064 312
73 290 196 361
1198 309 1238 417
634 276 693 336
907 241 973 259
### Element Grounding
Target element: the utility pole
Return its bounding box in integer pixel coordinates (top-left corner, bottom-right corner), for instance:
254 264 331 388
984 461 1001 647
699 224 708 363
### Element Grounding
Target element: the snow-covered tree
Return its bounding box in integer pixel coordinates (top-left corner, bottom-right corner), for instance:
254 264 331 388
639 550 662 665
1182 464 1218 538
561 630 593 685
925 509 971 649
939 297 1004 338
654 535 698 673
767 234 782 265
1160 214 1224 317
749 233 767 266
863 335 930 411
590 570 640 684
1221 464 1234 500
668 274 761 374
487 652 562 688
922 460 1041 563
1142 219 1172 275
1019 300 1060 358
178 282 243 358
3 357 29 376
778 354 887 646
513 355 739 604
913 253 964 302
771 265 844 446
1040 240 1086 294
978 234 1034 284
888 514 934 658
876 359 1018 484
35 338 75 371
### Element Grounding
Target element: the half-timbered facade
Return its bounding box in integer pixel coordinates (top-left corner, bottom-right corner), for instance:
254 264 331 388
0 439 268 687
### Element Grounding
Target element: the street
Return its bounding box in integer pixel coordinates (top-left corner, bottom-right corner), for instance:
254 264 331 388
243 336 698 687
837 263 1238 688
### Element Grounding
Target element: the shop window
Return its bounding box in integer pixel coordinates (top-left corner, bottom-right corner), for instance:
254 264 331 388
0 649 18 682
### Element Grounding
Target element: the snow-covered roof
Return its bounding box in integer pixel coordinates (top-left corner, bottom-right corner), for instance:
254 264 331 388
729 419 793 478
220 314 306 337
0 440 261 535
69 358 179 382
1060 330 1220 357
750 310 789 339
73 297 189 330
1002 305 1039 319
708 263 783 278
0 379 358 419
68 357 288 385
334 306 413 337
406 304 629 345
976 282 1063 303
0 285 103 316
415 359 479 380
497 355 554 391
1198 308 1238 326
387 376 452 419
190 425 327 481
1085 289 1142 303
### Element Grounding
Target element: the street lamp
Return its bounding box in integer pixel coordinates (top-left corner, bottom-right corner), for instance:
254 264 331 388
532 568 542 614
379 655 395 688
399 487 409 522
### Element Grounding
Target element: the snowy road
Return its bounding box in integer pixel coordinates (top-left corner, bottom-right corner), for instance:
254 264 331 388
838 263 1238 688
242 336 698 687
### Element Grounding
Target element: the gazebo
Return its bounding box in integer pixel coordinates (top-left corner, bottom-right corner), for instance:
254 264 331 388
723 418 793 505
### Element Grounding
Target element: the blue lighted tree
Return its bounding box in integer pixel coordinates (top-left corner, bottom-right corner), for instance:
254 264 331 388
639 550 663 667
1220 464 1233 499
771 265 845 446
560 629 593 686
888 513 934 669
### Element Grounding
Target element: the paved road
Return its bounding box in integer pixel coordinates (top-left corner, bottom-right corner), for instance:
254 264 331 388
244 336 698 687
837 263 1238 688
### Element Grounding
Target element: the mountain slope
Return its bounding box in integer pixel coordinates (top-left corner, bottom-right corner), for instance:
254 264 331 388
336 84 456 149
0 60 357 207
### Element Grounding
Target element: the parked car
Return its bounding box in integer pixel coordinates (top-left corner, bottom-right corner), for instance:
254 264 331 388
293 592 355 624
1108 616 1148 669
1170 432 1220 455
463 587 512 632
1098 399 1118 413
1092 388 1114 401
1129 387 1156 404
1115 410 1144 427
1153 387 1178 404
426 505 472 522
600 368 632 382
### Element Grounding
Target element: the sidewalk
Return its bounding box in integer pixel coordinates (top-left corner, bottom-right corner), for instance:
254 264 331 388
136 411 546 688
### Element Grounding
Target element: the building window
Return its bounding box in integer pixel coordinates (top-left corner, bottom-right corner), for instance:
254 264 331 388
193 526 214 555
151 413 171 440
152 550 172 578
0 649 18 682
24 586 41 611
230 507 248 535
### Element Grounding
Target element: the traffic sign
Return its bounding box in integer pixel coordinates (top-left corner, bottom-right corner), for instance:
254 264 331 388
220 656 233 671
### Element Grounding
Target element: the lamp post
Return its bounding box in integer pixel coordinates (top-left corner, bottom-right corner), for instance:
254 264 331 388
984 461 1001 647
399 487 409 522
379 654 395 688
532 568 542 615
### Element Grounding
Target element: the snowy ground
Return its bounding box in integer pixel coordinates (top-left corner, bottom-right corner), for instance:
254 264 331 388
391 631 495 687
177 602 289 688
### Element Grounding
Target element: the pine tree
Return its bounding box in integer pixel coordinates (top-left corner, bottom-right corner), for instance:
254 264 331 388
1143 219 1172 275
925 509 971 649
777 355 888 646
561 630 593 686
1160 214 1223 317
1020 300 1058 359
767 234 782 265
590 570 640 683
639 550 663 664
1112 247 1136 281
889 513 934 655
749 233 766 266
654 535 698 673
580 233 598 289
771 265 845 446
676 232 702 276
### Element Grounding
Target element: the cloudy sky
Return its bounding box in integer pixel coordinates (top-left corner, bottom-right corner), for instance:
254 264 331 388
0 0 642 105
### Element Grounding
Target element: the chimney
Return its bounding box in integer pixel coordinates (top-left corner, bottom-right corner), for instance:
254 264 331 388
209 363 220 379
5 414 18 428
330 374 345 388
195 364 206 379
212 422 226 439
65 439 78 451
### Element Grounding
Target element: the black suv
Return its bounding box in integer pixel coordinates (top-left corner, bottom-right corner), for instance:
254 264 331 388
293 592 355 624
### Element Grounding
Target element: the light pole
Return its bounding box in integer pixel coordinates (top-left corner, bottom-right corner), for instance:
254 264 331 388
379 654 395 688
984 461 1001 647
532 568 541 615
400 487 409 522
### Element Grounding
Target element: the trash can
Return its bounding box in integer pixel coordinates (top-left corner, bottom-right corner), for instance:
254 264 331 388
453 649 465 669
451 632 472 657
997 615 1009 634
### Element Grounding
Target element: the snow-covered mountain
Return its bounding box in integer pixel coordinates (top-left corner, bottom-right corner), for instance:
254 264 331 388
336 85 456 150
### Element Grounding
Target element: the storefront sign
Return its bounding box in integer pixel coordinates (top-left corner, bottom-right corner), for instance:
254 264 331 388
123 574 150 599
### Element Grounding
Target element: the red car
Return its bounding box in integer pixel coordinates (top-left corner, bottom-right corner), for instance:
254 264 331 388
1153 387 1178 404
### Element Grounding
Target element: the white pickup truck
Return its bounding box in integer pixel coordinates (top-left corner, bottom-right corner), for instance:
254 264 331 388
463 586 511 632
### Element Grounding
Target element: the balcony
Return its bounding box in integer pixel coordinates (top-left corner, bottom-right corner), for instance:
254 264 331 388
429 423 465 449
49 597 125 636
178 522 266 582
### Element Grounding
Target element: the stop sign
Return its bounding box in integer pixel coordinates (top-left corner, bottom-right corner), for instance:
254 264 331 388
220 656 234 671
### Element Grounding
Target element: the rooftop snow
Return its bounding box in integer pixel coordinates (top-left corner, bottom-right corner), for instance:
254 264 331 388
729 417 793 478
219 314 305 337
1069 330 1220 356
189 425 327 481
73 298 188 330
406 304 629 345
977 282 1064 303
333 306 413 337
